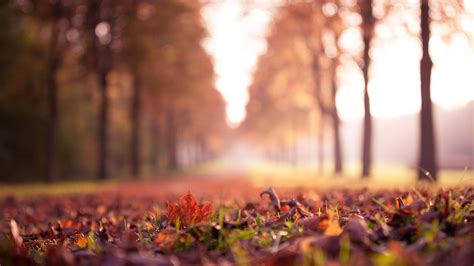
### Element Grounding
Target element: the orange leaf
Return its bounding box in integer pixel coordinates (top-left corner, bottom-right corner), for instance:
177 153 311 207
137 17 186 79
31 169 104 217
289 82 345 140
75 235 87 249
154 229 176 250
281 204 291 212
324 210 342 236
63 219 74 228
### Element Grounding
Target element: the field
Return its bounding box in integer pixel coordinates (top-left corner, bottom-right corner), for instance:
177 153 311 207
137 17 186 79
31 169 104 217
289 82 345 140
1 166 473 266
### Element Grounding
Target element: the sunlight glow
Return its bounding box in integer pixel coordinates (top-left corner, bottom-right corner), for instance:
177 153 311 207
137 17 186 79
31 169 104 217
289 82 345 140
203 1 272 127
337 11 474 121
203 1 474 125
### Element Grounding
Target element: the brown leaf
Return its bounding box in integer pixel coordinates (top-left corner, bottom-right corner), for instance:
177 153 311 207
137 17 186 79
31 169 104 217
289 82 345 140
260 187 281 212
300 235 341 257
396 197 405 208
343 216 372 246
296 215 328 232
402 199 427 213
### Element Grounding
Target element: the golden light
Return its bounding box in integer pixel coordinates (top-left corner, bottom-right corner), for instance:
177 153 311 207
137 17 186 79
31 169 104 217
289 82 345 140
202 1 272 127
203 1 474 125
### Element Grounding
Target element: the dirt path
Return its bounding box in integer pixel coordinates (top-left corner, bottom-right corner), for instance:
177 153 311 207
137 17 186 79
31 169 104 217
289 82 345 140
109 175 260 201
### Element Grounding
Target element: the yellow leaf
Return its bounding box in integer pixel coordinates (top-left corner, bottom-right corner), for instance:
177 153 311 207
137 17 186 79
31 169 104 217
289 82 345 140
299 236 318 253
406 194 414 205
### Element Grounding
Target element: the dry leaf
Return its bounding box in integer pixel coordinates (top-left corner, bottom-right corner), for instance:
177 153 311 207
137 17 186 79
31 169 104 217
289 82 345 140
154 229 176 250
297 215 328 232
10 219 23 247
75 235 88 249
260 187 282 212
324 210 342 236
167 192 213 228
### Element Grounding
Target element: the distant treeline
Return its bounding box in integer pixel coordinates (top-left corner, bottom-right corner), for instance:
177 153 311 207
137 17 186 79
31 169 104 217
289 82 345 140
240 0 469 181
0 0 227 182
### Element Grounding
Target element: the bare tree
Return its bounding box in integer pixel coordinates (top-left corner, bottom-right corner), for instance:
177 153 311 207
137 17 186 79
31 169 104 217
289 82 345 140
45 0 63 182
130 71 142 177
330 59 342 173
359 0 375 178
418 0 437 181
84 0 115 180
166 104 178 171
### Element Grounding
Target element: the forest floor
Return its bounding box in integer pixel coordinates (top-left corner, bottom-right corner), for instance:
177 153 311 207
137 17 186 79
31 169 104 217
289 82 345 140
0 172 473 265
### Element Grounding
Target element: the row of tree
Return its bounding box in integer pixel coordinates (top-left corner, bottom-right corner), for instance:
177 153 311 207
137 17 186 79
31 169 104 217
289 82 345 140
241 0 468 181
0 0 227 181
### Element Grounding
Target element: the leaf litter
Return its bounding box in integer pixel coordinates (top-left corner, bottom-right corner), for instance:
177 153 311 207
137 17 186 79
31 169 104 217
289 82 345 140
0 185 473 265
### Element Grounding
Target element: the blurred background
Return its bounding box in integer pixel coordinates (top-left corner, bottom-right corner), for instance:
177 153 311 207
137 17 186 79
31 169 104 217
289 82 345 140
0 0 472 185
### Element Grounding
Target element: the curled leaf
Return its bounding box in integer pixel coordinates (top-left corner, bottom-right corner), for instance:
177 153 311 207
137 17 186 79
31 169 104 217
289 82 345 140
296 206 314 218
396 197 405 209
260 187 281 212
281 198 299 207
10 219 23 247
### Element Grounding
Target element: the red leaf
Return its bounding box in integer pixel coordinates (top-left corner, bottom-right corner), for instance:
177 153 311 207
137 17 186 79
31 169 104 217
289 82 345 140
166 192 213 228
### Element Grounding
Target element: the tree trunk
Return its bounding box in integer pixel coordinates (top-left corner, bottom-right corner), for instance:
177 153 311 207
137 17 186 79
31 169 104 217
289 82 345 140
317 116 324 175
331 67 342 174
166 105 178 171
291 119 298 166
87 0 111 180
130 73 141 178
149 117 160 172
98 70 109 180
311 54 326 175
197 135 205 164
418 0 437 181
361 66 372 178
45 1 61 182
361 0 374 178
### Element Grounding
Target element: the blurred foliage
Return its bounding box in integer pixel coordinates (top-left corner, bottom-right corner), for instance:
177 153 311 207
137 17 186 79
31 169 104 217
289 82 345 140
241 2 318 151
0 0 227 181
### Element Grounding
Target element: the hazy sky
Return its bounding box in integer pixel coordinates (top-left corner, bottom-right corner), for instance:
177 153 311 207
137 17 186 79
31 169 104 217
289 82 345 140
202 1 474 126
202 1 273 127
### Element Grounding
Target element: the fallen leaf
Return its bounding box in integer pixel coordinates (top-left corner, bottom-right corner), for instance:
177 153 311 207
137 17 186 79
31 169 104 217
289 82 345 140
75 235 88 249
167 192 213 228
63 219 74 228
10 219 23 247
154 229 177 250
343 215 372 246
296 215 328 232
324 210 342 236
260 187 281 212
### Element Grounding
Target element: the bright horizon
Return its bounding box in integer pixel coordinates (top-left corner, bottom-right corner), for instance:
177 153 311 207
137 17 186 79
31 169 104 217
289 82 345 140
202 1 474 127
